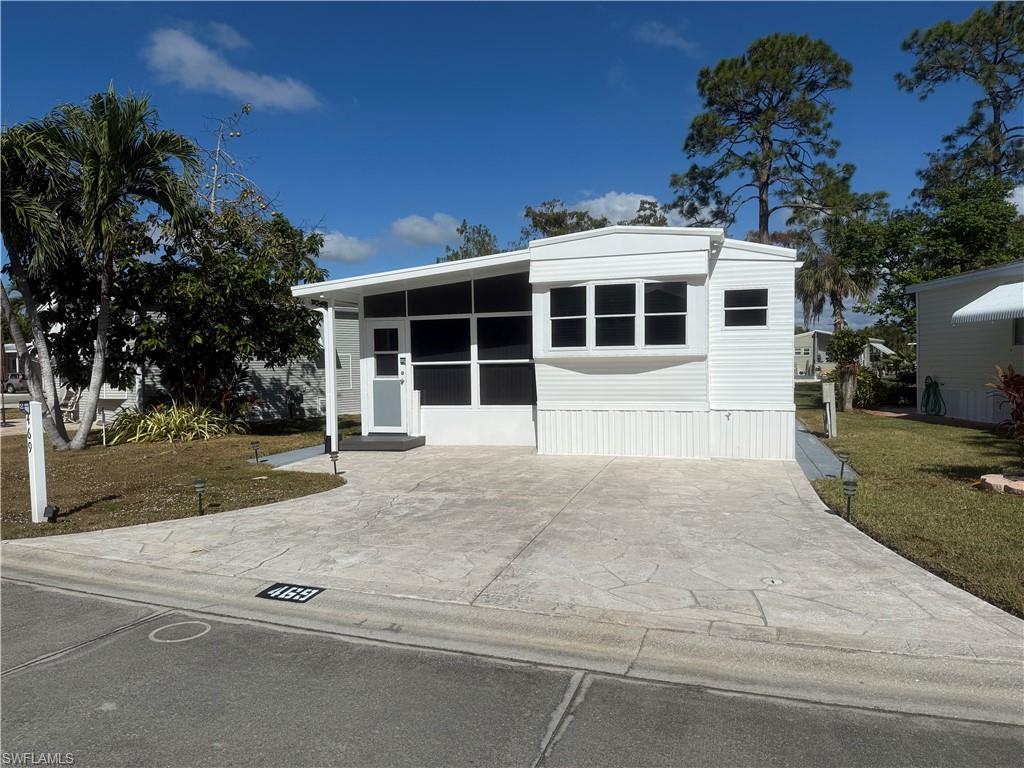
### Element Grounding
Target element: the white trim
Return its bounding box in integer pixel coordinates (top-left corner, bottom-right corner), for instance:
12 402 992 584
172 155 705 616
905 260 1024 294
529 225 725 249
538 401 709 411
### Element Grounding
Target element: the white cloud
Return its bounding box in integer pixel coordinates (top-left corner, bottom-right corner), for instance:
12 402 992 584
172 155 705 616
1010 184 1024 216
208 22 250 50
317 230 375 263
633 21 700 57
390 213 460 246
144 28 320 111
572 191 688 226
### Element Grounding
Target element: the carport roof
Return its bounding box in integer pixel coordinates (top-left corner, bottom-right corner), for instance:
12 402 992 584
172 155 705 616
291 249 530 306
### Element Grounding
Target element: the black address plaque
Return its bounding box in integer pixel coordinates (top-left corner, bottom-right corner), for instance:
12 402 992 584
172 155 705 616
256 583 325 603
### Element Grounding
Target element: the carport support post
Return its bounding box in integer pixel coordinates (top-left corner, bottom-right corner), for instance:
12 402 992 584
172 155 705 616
321 302 339 452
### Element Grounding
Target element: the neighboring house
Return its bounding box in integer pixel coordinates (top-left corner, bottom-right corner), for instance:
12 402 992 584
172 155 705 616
907 261 1024 423
794 330 896 379
41 309 361 422
2 343 24 379
293 226 798 460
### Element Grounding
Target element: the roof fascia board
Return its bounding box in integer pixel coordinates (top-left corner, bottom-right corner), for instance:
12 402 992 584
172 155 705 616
905 260 1024 294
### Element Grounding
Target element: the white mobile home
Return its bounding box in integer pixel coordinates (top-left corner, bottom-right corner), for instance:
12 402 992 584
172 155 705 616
907 261 1024 423
293 227 798 460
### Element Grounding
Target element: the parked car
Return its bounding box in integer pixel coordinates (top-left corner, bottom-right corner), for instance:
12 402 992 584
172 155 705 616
3 373 28 393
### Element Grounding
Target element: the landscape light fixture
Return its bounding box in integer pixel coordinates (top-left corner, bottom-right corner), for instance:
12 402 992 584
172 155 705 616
250 440 261 464
836 451 850 479
843 478 857 520
43 505 59 524
329 450 339 476
194 478 207 516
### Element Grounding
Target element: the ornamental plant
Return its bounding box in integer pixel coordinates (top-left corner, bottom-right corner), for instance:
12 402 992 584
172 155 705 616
987 365 1024 464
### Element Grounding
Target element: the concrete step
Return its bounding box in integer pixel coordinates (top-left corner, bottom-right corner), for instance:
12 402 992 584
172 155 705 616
340 434 426 451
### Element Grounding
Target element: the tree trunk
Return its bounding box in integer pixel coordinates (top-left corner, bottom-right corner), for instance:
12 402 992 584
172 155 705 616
69 256 114 450
757 134 772 240
1 262 71 449
838 366 857 411
990 97 1002 179
831 297 846 331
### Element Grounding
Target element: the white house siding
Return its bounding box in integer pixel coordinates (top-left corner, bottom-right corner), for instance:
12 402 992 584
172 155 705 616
706 243 797 460
915 274 1024 423
537 409 709 457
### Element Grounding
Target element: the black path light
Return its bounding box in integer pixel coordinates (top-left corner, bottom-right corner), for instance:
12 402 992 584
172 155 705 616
329 451 339 476
250 440 261 464
194 478 207 516
843 478 857 520
836 451 850 480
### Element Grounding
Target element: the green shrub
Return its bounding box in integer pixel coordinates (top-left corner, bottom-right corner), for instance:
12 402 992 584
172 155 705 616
110 403 248 444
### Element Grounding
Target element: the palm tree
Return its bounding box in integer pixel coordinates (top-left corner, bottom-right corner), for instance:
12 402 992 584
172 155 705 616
2 85 200 449
795 215 878 331
1 123 77 446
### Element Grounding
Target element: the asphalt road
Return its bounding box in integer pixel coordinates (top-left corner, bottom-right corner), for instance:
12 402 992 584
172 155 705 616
1 581 1020 768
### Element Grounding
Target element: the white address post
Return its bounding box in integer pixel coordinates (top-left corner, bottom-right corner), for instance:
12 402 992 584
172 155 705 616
26 400 49 523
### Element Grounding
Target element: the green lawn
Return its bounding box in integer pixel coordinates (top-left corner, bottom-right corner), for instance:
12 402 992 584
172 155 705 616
797 399 1024 617
1 416 361 541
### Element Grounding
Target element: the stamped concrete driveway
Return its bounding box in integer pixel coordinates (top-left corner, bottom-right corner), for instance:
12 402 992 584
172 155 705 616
10 447 1022 659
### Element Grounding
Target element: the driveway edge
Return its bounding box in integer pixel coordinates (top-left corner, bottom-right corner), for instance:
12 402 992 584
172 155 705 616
2 543 1021 725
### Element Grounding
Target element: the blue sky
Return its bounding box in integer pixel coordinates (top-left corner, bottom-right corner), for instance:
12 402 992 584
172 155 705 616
1 2 990 327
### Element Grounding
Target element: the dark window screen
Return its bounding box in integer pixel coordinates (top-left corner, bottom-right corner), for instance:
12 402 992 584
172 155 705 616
411 319 470 362
480 364 536 405
645 315 686 345
364 291 406 317
478 316 532 360
644 282 686 313
474 273 531 313
408 281 472 315
551 287 586 317
373 327 398 352
551 318 586 348
724 308 768 327
595 284 635 315
724 289 768 309
375 354 398 376
414 365 471 405
596 316 635 346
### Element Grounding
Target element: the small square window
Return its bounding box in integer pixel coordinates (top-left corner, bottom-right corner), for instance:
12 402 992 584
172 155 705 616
551 286 586 317
596 316 635 346
724 289 769 327
595 284 635 315
644 282 686 314
552 318 586 348
645 315 685 345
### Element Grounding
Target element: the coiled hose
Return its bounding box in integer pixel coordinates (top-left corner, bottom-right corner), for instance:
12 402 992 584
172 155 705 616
921 376 946 416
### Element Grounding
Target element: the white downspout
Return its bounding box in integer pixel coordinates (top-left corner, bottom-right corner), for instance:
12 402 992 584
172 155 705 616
321 302 339 452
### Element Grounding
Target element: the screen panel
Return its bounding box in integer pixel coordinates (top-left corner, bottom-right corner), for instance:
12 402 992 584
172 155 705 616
364 291 407 318
474 273 531 313
478 316 532 360
410 319 471 362
480 364 536 405
414 365 471 405
408 281 472 316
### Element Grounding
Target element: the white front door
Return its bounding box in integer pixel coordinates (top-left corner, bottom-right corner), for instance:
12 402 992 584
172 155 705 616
368 321 408 433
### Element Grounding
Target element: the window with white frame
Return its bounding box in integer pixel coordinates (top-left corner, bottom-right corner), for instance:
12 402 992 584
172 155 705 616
550 286 587 348
723 289 769 327
643 282 686 345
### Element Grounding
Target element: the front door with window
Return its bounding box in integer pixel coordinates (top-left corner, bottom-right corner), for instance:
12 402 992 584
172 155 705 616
368 321 408 433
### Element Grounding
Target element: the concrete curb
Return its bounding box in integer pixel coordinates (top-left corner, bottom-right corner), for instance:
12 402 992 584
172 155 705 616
2 544 1021 725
